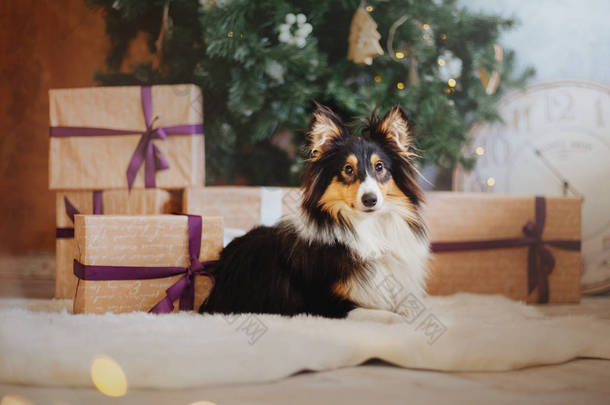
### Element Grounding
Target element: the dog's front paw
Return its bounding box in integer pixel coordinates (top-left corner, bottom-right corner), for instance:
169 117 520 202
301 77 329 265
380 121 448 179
347 307 405 324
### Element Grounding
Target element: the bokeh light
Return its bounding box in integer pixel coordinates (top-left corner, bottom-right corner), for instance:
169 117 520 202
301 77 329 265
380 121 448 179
1 396 33 405
90 355 128 397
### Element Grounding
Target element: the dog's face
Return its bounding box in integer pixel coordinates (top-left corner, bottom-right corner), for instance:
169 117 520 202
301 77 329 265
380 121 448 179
302 104 423 227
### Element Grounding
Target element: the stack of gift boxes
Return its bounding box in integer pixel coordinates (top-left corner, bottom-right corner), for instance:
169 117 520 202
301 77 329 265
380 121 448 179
49 84 582 315
49 85 223 314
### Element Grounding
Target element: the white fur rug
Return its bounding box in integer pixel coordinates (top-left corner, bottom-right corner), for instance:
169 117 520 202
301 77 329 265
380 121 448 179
0 294 609 389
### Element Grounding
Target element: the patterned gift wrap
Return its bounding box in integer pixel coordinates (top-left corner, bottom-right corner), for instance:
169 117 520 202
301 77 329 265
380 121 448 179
73 214 222 314
424 192 581 303
49 85 204 190
55 189 181 299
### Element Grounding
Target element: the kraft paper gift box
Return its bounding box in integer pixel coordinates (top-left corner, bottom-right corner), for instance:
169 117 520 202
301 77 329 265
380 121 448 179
49 84 204 190
183 186 302 241
73 214 223 314
423 192 582 303
55 189 181 299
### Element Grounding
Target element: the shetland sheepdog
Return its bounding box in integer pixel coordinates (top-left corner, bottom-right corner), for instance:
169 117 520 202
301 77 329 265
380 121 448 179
200 104 429 320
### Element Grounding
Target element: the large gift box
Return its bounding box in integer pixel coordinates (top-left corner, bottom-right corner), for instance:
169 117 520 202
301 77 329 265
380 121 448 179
55 189 181 298
183 186 302 239
73 214 222 314
423 193 582 303
49 85 205 190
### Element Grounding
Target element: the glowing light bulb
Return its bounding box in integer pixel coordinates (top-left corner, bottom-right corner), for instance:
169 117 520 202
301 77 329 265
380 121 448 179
396 82 405 90
475 146 485 156
365 5 373 12
448 78 456 87
374 75 382 83
395 51 405 59
487 177 496 187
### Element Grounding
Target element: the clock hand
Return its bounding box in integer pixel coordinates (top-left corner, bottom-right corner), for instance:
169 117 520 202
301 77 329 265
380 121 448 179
533 149 584 199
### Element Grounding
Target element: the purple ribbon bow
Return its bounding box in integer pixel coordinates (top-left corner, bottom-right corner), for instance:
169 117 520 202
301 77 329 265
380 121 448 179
50 86 204 189
430 196 580 303
73 214 217 313
148 215 216 313
56 191 103 238
125 86 170 189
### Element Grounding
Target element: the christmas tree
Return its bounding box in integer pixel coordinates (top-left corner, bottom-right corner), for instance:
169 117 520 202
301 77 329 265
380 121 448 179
88 0 533 187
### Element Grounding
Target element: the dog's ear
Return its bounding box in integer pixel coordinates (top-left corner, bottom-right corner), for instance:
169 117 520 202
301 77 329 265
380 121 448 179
376 105 413 156
307 103 345 160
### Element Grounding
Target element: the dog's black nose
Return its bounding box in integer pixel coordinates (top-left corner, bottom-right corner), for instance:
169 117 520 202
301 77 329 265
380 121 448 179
361 193 378 208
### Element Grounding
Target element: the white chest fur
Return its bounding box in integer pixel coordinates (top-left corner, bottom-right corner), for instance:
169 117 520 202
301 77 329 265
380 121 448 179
288 208 430 312
344 211 430 311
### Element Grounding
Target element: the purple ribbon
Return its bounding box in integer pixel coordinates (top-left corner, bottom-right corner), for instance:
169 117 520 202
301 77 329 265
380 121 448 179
430 196 580 303
50 86 204 189
56 191 103 238
73 214 216 313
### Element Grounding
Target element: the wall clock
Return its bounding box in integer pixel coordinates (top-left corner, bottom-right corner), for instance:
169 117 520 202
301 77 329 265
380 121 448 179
453 80 610 294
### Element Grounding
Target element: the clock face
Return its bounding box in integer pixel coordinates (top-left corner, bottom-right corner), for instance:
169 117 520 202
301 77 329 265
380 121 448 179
453 81 610 293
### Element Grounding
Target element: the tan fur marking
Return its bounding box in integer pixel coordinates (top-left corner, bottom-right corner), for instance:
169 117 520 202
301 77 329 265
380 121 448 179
381 177 418 224
370 153 381 167
370 153 386 175
381 177 404 199
379 107 411 153
332 281 350 299
345 154 358 176
319 177 361 220
309 112 341 159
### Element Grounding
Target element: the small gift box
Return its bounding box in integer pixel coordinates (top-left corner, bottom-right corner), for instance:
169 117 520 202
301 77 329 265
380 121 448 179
55 189 180 298
423 193 582 303
49 84 205 190
183 186 302 242
73 214 223 314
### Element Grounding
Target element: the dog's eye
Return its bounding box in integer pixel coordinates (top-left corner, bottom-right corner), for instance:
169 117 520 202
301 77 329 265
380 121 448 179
344 165 354 175
375 162 384 172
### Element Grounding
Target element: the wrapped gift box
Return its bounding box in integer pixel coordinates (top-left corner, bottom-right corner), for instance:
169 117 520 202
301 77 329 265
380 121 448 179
73 214 223 314
183 187 302 241
49 84 205 190
55 189 181 299
423 192 582 303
